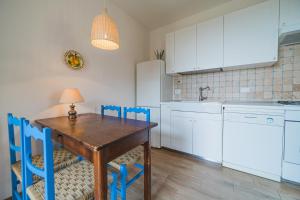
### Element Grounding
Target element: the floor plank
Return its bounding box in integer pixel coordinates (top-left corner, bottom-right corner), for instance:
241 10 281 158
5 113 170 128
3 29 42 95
125 148 300 200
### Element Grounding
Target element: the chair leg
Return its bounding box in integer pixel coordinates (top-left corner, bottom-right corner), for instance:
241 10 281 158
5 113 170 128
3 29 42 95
11 171 18 200
110 172 118 200
120 164 128 200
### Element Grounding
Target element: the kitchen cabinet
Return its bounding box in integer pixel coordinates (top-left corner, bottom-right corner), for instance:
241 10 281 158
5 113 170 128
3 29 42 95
166 0 279 73
165 32 175 74
284 121 300 165
197 16 223 70
161 102 223 163
161 105 172 148
224 0 279 68
193 113 222 162
174 25 197 73
170 111 194 154
280 0 300 34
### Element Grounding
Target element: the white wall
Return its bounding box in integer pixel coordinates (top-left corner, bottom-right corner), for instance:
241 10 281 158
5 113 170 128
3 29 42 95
0 0 148 198
149 0 266 59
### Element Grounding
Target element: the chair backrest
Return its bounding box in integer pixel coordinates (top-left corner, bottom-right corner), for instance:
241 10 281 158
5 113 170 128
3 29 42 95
7 113 24 165
123 107 150 123
8 113 28 199
101 105 122 118
22 120 55 200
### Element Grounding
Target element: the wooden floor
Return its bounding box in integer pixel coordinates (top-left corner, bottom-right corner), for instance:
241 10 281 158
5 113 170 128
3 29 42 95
125 148 300 200
6 149 299 200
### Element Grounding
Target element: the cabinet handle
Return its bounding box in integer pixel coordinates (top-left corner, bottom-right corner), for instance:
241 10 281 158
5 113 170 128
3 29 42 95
244 116 257 119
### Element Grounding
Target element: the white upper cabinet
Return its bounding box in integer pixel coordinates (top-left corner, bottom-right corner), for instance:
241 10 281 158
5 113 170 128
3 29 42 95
174 25 197 73
165 0 280 73
197 16 224 70
165 32 175 74
280 0 300 34
224 0 279 68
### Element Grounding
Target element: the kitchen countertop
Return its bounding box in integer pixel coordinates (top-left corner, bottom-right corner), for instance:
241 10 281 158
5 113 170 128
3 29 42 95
161 100 283 106
160 100 287 115
222 101 283 107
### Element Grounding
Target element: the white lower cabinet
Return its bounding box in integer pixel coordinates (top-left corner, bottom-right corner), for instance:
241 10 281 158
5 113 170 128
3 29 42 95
170 111 194 154
161 105 171 148
193 114 222 163
161 103 223 163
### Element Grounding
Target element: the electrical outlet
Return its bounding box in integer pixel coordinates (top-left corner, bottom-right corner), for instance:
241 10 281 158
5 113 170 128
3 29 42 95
174 89 181 95
240 87 251 93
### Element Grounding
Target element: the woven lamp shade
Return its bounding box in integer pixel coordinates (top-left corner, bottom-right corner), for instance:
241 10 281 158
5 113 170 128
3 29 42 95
91 9 120 50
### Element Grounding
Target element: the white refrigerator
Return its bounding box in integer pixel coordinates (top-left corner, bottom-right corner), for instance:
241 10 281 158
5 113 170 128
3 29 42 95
136 60 173 148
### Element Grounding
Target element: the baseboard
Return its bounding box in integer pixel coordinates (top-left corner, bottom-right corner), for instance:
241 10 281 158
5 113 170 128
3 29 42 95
223 161 281 182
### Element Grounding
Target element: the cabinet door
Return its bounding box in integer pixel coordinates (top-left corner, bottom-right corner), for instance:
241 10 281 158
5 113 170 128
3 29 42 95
170 111 193 154
165 32 175 74
137 107 161 148
174 25 197 72
224 0 279 68
161 105 171 148
284 121 300 164
192 113 222 163
280 0 300 34
197 16 223 70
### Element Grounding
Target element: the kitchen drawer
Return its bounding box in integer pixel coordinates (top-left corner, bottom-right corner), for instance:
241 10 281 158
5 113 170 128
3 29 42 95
285 110 300 121
224 112 284 127
52 130 93 161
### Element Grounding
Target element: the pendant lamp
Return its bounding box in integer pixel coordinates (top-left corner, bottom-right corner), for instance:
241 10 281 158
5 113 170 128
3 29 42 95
91 0 120 50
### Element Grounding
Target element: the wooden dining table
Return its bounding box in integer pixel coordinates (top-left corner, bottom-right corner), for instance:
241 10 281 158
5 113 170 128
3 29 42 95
36 113 157 200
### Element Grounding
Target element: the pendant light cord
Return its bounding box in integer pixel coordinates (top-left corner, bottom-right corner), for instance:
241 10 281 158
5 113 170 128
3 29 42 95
104 0 107 10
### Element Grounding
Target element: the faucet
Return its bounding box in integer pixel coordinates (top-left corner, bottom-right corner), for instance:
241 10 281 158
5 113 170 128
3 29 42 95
199 86 210 101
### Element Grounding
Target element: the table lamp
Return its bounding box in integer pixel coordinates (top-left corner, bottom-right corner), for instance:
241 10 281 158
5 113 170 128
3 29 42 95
59 88 84 120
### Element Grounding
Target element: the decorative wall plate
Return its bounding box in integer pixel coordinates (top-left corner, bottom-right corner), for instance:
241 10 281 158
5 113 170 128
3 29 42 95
64 50 84 70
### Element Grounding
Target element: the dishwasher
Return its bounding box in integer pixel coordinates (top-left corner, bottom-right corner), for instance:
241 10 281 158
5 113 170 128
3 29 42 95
222 104 284 182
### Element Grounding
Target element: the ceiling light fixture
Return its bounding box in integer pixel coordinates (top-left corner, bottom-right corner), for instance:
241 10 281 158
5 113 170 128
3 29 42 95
91 0 120 50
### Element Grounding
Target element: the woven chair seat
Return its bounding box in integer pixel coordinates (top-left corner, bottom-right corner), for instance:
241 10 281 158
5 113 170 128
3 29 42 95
12 148 78 182
109 146 143 170
27 160 113 200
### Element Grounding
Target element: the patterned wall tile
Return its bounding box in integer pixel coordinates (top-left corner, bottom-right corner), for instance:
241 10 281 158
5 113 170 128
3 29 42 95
173 44 300 101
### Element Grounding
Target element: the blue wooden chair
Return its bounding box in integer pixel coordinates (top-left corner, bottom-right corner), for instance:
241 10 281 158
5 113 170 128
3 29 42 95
109 107 150 200
21 120 118 200
101 105 122 118
7 113 80 200
7 113 25 200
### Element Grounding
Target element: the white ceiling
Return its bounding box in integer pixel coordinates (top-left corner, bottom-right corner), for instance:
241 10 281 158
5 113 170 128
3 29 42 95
112 0 232 30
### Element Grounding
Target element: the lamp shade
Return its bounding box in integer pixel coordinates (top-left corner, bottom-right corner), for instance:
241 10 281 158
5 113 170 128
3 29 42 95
59 88 84 104
91 9 120 50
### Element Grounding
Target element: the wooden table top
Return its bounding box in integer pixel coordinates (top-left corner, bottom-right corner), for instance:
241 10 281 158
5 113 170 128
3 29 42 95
36 113 157 151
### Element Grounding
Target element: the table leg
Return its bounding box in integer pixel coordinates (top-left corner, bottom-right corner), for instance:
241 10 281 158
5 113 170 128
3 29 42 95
93 150 107 200
144 138 151 200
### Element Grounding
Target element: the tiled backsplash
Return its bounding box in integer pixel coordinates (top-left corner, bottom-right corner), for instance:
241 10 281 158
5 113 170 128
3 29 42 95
173 44 300 101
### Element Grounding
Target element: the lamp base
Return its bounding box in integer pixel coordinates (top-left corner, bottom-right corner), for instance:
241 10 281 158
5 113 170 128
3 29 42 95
68 103 77 120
